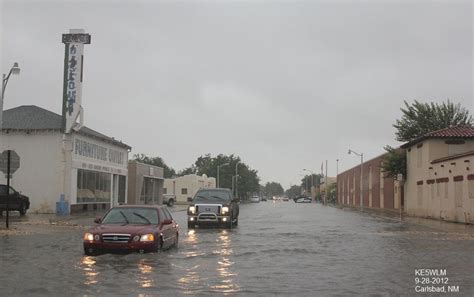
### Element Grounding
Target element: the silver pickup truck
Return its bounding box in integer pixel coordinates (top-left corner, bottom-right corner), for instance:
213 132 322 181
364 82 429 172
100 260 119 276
162 194 176 207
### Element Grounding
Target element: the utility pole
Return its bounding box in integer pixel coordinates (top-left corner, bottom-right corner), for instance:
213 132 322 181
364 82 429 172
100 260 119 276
324 160 328 205
336 159 339 205
235 162 240 199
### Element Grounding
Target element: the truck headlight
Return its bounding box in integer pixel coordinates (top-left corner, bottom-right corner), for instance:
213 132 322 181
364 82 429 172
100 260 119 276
189 206 196 214
221 206 229 214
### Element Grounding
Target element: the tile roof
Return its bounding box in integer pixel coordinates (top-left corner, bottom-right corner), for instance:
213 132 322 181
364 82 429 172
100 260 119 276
2 105 131 149
401 125 474 148
423 125 474 138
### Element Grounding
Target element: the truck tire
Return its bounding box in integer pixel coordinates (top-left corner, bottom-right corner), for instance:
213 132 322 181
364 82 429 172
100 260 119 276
167 199 174 207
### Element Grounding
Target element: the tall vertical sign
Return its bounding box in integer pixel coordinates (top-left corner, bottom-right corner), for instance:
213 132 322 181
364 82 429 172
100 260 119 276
61 29 91 133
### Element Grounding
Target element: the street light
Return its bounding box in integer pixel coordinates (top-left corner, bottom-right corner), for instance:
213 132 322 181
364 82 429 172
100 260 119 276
1 62 21 128
348 149 363 211
217 163 230 188
303 168 314 198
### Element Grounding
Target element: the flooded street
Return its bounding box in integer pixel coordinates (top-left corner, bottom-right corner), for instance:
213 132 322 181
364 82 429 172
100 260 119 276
1 202 473 296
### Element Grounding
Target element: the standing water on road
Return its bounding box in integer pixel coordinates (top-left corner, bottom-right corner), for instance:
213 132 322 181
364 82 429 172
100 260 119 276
1 202 473 296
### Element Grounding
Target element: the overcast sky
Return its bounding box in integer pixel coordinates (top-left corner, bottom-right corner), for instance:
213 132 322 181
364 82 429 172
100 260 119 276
1 0 472 189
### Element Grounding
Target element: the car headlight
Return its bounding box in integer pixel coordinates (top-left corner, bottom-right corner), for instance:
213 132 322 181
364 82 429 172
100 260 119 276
83 233 94 241
94 234 100 241
221 206 229 214
189 206 196 214
133 235 140 242
140 234 155 242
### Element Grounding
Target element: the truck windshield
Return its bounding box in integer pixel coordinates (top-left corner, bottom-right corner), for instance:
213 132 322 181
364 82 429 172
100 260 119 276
194 190 231 203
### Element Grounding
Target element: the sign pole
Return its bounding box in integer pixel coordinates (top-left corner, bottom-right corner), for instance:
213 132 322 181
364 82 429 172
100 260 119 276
6 150 10 228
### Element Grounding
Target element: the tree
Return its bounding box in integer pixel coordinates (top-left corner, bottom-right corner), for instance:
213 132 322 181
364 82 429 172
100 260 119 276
381 146 407 179
183 153 260 199
132 153 176 178
394 100 472 142
285 185 302 198
264 182 284 197
300 174 323 192
177 165 197 176
326 183 337 204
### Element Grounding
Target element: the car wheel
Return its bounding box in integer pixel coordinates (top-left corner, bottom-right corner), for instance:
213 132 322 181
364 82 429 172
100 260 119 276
84 247 96 256
234 218 238 226
187 221 195 229
167 199 174 207
152 237 163 253
19 203 27 216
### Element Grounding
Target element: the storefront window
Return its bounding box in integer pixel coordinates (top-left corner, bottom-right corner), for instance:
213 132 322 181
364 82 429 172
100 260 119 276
118 175 126 204
140 177 160 204
77 169 111 203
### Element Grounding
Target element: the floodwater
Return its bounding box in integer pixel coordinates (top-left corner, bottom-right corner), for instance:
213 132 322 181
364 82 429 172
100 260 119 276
1 202 473 296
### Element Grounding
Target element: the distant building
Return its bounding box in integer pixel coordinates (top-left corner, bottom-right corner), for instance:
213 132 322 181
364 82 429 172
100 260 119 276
163 174 216 204
127 161 164 205
337 154 402 211
401 125 474 223
0 105 131 213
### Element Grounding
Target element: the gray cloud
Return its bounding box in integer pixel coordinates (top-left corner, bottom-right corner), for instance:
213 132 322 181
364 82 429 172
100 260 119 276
2 0 472 188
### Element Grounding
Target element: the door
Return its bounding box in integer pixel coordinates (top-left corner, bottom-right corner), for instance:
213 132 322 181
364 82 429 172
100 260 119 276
9 187 21 209
0 185 7 208
159 208 174 248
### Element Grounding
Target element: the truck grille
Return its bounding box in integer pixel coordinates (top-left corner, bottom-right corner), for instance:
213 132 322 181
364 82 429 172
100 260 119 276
196 205 220 214
102 233 131 243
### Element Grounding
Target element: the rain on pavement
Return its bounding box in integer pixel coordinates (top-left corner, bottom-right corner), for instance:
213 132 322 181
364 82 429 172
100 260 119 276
1 202 473 296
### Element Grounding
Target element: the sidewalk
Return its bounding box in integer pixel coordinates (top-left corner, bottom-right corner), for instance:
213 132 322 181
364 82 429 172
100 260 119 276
331 203 474 236
0 204 188 232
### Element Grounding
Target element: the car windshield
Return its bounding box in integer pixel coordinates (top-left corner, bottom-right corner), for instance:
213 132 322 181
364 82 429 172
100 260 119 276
194 190 231 203
101 207 159 225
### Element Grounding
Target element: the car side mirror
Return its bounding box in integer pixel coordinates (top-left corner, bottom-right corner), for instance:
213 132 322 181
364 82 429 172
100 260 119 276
163 219 173 225
94 216 102 224
187 197 193 202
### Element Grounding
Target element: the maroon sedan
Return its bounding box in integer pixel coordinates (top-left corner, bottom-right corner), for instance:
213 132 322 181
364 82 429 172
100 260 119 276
83 205 179 255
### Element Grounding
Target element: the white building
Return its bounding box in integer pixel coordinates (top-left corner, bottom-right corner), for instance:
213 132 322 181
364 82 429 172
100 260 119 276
163 174 216 204
0 105 131 213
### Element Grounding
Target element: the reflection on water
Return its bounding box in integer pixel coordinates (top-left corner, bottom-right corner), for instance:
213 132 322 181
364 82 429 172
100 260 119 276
137 259 155 288
178 229 240 294
212 230 239 294
81 256 98 285
178 229 202 289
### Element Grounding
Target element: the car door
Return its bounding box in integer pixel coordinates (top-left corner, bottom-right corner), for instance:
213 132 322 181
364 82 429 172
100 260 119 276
159 208 173 248
164 208 177 245
9 187 21 209
0 185 6 208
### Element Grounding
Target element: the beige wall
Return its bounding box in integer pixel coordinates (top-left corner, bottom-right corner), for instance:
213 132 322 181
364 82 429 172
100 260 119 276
163 174 216 204
405 138 474 223
127 161 164 205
